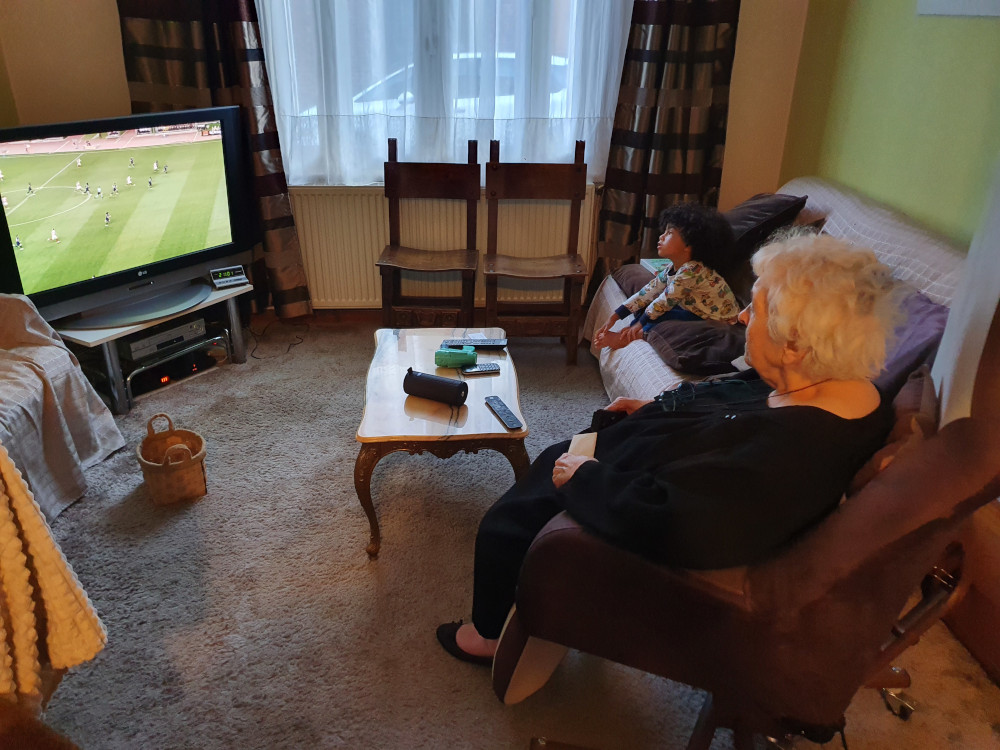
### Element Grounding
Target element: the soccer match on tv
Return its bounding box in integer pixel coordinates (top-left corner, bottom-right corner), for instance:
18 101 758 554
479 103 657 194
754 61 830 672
0 121 233 296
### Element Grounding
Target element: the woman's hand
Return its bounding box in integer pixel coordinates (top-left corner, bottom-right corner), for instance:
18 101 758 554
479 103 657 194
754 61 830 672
606 396 651 414
552 453 596 488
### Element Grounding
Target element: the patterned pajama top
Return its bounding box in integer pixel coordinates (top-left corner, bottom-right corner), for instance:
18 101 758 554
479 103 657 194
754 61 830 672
615 260 740 330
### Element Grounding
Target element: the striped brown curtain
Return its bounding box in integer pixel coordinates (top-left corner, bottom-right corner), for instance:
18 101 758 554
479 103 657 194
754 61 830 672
597 0 740 267
116 0 311 319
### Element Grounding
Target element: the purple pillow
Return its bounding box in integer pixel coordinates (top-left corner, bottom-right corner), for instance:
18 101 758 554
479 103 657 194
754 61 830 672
874 292 950 398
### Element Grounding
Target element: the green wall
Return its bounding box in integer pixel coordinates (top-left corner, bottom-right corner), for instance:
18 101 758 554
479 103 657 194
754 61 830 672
781 0 1000 247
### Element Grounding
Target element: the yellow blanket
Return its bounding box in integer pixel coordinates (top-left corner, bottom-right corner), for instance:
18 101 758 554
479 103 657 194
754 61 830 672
0 441 106 703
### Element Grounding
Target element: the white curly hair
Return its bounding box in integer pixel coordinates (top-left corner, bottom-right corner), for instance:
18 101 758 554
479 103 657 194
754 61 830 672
751 232 901 381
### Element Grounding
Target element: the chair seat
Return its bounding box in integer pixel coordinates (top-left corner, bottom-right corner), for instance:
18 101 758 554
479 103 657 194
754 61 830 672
484 253 587 280
377 245 478 273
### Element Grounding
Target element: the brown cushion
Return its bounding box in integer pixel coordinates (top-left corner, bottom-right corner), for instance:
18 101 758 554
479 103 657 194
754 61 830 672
721 193 809 305
849 365 938 495
609 265 745 375
645 319 746 375
723 192 809 266
611 264 656 297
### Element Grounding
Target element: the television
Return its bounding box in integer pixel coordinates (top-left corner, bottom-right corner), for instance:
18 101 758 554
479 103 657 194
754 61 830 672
0 106 252 328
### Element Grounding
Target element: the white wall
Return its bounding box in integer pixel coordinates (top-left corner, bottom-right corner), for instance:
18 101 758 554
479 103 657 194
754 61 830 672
718 0 809 209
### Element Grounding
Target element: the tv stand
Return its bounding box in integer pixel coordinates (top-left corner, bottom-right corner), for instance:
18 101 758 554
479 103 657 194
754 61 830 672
57 284 252 414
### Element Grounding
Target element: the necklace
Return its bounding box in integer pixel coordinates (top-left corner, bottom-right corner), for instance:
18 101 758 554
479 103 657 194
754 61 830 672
769 378 833 400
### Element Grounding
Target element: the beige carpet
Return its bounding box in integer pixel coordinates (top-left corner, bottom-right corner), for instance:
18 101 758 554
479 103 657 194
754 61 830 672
43 317 1000 749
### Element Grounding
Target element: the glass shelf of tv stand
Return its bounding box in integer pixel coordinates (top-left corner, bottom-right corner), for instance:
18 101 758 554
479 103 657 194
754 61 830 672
56 284 252 415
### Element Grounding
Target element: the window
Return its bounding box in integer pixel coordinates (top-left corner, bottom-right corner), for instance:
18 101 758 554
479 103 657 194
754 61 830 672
255 0 631 186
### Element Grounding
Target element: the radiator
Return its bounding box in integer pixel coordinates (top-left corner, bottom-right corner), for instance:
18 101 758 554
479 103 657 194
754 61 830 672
289 185 598 309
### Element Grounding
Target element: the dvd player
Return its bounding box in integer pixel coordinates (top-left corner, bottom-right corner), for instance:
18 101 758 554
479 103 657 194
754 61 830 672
119 318 206 361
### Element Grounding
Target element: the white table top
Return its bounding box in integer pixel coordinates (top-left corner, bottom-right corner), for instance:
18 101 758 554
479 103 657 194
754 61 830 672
357 327 528 442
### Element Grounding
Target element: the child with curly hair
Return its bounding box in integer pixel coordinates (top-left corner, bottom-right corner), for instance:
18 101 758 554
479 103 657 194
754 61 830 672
593 203 740 350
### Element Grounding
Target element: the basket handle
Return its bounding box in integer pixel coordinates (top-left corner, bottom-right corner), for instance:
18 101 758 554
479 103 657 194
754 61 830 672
162 443 193 466
147 413 175 437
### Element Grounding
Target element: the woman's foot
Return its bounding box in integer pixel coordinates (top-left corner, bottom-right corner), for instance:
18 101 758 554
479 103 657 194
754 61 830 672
456 622 498 658
436 620 498 666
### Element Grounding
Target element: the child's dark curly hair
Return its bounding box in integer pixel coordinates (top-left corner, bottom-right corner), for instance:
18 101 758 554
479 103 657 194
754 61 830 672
658 202 735 274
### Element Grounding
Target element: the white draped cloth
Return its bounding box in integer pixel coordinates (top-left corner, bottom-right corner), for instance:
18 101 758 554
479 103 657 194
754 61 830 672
0 294 124 520
0 440 106 705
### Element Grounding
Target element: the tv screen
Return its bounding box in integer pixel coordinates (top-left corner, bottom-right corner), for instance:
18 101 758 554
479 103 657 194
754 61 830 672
0 106 250 325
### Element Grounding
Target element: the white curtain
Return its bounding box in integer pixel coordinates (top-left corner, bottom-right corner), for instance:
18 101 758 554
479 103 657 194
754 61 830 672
255 0 631 186
932 156 1000 426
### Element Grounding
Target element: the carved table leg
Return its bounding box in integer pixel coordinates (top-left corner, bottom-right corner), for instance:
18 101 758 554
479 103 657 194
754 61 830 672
355 443 391 558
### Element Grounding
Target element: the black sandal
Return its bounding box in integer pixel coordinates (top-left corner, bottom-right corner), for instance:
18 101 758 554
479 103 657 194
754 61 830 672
436 620 493 666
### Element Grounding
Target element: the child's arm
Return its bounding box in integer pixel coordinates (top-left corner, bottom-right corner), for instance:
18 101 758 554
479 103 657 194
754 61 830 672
594 266 671 347
601 322 644 350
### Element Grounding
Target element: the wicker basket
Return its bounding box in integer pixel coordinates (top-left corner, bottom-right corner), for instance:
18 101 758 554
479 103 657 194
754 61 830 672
136 413 207 506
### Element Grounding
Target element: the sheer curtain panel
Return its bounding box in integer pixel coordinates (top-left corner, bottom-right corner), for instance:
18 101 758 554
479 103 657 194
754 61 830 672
255 0 631 185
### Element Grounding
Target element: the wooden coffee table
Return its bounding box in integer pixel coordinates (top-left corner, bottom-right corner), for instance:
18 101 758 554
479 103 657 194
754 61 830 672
355 327 530 557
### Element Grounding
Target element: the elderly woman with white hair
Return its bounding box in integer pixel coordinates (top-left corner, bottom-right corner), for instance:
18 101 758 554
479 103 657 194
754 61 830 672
437 233 900 665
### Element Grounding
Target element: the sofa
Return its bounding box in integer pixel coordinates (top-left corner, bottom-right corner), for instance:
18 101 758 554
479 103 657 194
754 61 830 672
582 176 965 403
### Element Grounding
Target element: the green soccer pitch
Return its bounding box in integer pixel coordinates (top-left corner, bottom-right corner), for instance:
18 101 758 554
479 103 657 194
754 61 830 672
1 137 231 295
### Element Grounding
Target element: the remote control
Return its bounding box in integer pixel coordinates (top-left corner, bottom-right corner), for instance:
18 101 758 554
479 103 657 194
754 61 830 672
461 362 501 376
484 395 522 430
441 338 508 350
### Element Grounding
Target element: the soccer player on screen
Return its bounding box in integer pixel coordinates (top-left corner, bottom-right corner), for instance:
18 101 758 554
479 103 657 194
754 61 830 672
105 212 111 227
112 182 118 196
26 183 33 195
14 235 21 249
129 157 135 168
49 229 58 242
148 176 153 188
126 175 133 187
77 157 82 167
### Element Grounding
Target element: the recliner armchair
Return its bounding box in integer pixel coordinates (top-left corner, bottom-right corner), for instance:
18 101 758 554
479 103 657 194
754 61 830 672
492 415 1000 748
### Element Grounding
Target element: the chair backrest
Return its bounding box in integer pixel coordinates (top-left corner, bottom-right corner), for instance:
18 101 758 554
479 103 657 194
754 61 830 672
736 416 1000 721
485 140 587 257
383 138 480 251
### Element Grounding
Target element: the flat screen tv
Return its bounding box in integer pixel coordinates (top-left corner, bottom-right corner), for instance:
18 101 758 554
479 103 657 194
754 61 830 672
0 105 252 328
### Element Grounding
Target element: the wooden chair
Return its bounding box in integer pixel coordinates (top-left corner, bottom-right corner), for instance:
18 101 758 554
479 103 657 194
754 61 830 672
484 140 588 364
376 139 480 327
